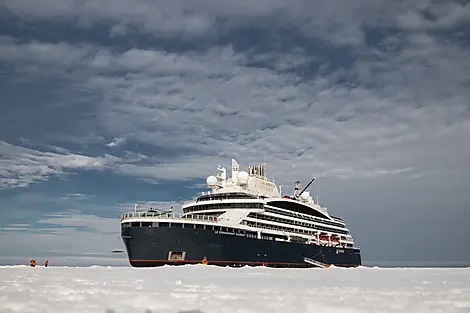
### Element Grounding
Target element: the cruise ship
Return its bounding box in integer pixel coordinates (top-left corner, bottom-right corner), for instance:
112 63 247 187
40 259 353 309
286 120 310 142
120 159 361 268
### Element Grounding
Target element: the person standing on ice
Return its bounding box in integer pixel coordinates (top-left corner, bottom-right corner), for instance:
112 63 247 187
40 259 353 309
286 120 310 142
44 260 49 267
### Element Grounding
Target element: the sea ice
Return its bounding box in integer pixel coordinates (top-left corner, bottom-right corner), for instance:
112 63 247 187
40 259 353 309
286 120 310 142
0 265 469 313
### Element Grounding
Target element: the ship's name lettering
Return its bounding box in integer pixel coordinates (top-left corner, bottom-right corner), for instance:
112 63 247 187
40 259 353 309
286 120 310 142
215 231 246 237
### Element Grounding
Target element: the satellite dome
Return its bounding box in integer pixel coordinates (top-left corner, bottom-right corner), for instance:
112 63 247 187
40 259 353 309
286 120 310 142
237 171 249 185
206 175 217 186
300 191 310 200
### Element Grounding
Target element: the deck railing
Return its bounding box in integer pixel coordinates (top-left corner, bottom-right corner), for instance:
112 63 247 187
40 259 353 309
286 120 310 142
120 212 219 223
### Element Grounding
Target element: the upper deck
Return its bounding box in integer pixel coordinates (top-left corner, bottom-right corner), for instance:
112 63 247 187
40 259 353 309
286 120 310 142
120 212 219 224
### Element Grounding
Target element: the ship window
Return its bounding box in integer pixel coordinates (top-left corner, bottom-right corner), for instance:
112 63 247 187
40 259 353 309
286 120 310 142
267 201 328 218
183 201 263 213
214 226 221 231
196 192 258 202
195 224 204 229
184 224 194 229
260 233 274 240
131 222 140 227
142 222 152 227
262 207 346 230
185 211 226 218
159 222 169 227
171 223 182 228
246 232 255 238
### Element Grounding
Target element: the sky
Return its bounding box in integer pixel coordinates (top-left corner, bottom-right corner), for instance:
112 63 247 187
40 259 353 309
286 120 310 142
0 0 469 267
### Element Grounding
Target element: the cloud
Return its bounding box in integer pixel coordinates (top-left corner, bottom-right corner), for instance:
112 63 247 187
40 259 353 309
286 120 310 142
0 210 121 258
59 193 91 201
2 9 468 187
3 1 468 47
0 140 120 188
37 210 118 233
0 204 180 264
106 137 126 147
80 40 468 185
396 1 470 30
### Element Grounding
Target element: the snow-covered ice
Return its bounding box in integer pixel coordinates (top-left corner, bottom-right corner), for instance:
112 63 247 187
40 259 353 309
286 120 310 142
1 265 469 313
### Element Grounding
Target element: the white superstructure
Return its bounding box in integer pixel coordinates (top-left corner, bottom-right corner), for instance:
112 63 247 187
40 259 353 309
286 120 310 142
121 158 357 248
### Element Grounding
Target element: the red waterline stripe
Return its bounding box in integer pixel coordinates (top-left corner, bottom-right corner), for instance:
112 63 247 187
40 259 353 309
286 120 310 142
130 259 359 267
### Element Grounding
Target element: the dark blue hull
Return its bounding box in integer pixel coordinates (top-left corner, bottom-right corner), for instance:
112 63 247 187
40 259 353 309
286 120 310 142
121 226 361 268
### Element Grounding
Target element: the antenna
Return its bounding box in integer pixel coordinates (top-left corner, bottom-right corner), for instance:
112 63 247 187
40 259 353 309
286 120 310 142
134 203 138 212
